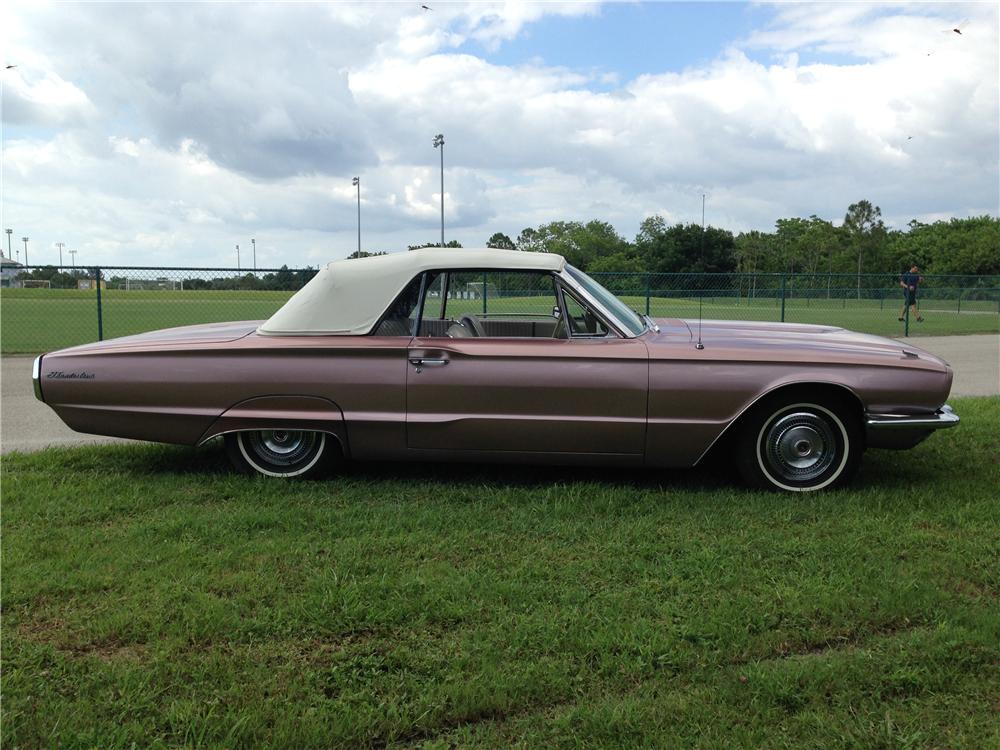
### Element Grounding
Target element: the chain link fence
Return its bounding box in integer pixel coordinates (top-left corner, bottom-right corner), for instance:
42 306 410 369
1 265 997 353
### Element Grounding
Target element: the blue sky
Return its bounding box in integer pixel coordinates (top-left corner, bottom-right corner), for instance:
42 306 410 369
1 2 997 268
472 3 868 84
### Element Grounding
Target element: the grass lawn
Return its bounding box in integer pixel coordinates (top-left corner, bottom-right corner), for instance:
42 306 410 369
3 397 998 748
2 287 997 353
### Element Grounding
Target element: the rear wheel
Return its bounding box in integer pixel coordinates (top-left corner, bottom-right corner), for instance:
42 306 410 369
736 396 862 492
224 430 337 478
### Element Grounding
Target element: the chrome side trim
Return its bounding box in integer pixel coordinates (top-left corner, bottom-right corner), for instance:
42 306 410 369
866 404 959 430
32 355 44 402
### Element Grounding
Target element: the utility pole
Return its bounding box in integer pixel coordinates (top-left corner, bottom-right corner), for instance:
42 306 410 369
22 237 29 266
357 176 362 256
433 134 444 246
251 238 256 270
56 242 65 266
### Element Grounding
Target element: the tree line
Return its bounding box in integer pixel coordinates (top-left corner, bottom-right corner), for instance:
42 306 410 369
475 201 998 279
13 200 998 293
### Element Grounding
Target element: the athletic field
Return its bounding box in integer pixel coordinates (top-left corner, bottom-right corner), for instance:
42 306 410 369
2 287 997 353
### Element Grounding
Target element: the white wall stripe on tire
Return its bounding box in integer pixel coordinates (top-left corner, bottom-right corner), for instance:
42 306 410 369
755 403 850 492
237 431 326 478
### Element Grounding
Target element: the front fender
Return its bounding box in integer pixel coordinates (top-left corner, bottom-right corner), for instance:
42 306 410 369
197 395 349 455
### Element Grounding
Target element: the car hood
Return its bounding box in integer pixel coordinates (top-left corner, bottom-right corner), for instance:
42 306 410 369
647 318 949 371
51 321 261 355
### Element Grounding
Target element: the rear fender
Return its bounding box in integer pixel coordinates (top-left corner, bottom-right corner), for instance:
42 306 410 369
198 395 349 455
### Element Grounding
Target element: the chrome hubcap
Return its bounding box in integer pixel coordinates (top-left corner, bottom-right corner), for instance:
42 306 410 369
246 430 318 467
764 412 836 482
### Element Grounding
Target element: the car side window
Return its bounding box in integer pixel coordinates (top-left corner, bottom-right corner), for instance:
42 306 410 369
371 274 429 336
560 287 611 337
423 270 562 339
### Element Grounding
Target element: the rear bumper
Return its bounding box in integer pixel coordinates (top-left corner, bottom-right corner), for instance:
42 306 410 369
866 404 960 431
32 355 44 402
865 404 959 450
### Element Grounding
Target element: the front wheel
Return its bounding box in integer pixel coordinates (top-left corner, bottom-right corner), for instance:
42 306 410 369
224 430 336 478
736 398 862 492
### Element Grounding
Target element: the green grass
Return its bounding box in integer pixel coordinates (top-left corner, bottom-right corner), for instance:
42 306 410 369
0 289 293 353
3 287 997 353
3 397 999 748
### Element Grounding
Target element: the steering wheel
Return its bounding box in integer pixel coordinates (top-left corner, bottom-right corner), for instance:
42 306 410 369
458 314 486 337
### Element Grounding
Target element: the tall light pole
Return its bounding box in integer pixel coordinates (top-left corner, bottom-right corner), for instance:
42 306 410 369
56 242 65 266
236 244 240 270
4 228 11 259
22 237 29 266
432 133 444 246
68 249 77 267
251 238 256 270
356 176 362 255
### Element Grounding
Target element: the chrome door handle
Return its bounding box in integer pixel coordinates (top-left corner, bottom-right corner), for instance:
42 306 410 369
409 358 448 367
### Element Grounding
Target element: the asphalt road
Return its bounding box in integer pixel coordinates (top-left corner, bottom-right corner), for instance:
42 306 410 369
2 334 998 455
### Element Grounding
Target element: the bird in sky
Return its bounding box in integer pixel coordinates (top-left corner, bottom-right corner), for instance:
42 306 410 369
942 19 968 35
5 65 16 69
421 4 432 10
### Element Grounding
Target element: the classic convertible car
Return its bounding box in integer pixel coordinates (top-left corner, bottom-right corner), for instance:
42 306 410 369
33 247 958 491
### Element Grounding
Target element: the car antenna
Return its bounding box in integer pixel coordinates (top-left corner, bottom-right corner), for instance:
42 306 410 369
696 193 705 350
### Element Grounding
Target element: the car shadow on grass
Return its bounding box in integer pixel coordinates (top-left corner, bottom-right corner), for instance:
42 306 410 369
45 436 955 497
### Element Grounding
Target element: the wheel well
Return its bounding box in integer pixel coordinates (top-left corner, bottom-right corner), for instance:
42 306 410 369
698 382 865 466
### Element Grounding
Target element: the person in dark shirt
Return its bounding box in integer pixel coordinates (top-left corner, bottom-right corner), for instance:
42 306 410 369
898 264 924 322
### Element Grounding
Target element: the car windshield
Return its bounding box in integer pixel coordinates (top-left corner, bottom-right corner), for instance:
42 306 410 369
565 265 647 336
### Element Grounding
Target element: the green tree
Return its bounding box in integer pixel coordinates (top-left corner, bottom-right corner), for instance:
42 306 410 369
515 228 544 253
485 232 516 250
843 200 887 297
408 241 462 251
634 217 736 278
523 220 630 270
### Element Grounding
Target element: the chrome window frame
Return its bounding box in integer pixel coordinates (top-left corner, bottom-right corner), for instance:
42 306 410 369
555 269 643 339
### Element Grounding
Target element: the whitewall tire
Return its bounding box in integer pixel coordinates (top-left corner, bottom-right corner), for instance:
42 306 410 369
737 397 862 492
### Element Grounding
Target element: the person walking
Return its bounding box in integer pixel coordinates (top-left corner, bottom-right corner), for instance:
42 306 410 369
898 264 924 322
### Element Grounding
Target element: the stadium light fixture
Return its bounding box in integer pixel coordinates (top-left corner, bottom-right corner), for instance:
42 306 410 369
22 237 29 266
352 177 361 255
4 228 11 259
56 242 65 266
251 238 256 271
236 244 240 271
432 134 444 246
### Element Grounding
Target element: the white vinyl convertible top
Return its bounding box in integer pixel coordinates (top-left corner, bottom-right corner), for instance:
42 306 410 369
258 247 566 336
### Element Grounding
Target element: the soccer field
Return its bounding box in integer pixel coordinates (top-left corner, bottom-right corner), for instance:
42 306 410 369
1 287 997 353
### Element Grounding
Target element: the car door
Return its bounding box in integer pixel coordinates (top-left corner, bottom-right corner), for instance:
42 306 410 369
405 270 648 456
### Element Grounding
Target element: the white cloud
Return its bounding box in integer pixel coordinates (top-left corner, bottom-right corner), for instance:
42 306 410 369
1 1 996 268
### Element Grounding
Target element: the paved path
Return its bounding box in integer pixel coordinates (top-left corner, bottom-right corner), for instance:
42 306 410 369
2 334 998 455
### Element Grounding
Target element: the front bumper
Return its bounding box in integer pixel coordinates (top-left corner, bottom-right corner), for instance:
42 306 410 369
865 404 959 450
866 404 960 431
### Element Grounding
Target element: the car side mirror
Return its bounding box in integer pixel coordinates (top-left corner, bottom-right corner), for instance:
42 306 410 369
552 305 561 318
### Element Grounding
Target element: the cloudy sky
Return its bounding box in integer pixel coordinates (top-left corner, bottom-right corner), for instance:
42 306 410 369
1 1 997 269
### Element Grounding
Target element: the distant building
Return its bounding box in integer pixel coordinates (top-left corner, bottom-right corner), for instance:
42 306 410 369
0 253 24 288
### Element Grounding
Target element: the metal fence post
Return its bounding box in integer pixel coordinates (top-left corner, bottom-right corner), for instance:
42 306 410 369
95 267 104 341
645 274 651 316
957 288 962 314
482 271 487 315
779 274 786 322
904 297 909 337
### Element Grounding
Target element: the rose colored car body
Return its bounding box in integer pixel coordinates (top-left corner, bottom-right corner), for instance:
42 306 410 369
33 248 958 491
